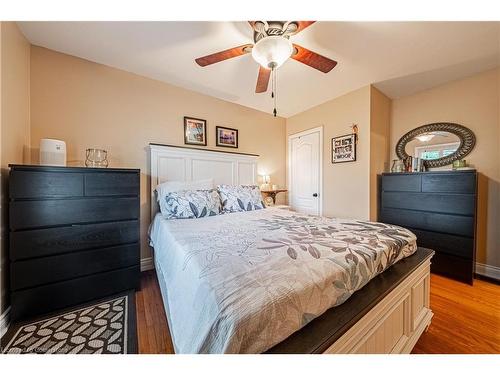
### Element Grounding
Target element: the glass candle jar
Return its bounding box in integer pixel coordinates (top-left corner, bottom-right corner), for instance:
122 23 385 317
85 148 109 168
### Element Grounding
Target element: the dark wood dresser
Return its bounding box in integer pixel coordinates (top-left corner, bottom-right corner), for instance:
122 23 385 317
379 170 477 284
8 164 140 321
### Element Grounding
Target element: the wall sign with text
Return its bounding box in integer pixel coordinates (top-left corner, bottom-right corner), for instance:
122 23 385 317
332 133 356 163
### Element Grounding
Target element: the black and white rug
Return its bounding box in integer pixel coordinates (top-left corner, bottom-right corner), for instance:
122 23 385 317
1 292 137 354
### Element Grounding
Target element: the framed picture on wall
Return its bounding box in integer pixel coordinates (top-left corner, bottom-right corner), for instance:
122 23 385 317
332 133 356 163
216 126 238 148
184 116 207 146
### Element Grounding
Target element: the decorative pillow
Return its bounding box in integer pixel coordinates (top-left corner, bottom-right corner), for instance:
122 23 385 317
217 184 265 213
155 179 213 217
163 189 221 219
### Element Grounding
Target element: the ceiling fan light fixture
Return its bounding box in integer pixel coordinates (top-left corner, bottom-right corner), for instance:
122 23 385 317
416 133 435 142
251 36 293 69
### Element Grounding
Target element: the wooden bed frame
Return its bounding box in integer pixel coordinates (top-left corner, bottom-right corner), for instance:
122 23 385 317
267 247 433 353
149 143 434 354
325 256 433 354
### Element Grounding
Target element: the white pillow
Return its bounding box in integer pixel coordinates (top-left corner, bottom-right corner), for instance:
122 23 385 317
217 184 265 213
155 179 213 216
164 189 221 219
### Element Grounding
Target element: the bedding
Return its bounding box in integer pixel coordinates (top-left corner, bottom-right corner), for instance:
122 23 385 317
149 207 417 354
155 178 213 217
164 189 221 219
217 184 265 212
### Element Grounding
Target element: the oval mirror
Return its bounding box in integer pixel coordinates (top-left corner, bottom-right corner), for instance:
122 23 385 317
396 123 475 168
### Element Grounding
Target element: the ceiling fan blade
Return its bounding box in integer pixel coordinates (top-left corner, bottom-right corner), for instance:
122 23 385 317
195 44 253 67
293 21 316 34
291 44 337 73
255 66 271 93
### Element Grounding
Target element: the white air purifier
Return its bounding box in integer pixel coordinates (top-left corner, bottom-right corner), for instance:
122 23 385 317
40 138 67 166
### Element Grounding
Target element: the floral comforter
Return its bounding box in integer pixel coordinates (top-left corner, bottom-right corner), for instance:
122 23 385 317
149 207 417 353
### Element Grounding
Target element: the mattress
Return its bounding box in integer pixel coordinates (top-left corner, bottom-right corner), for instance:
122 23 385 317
149 207 417 354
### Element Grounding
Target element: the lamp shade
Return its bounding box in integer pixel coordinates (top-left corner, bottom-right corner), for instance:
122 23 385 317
251 36 293 69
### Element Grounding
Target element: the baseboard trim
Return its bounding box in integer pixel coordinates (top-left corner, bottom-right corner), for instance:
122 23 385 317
475 262 500 281
0 306 11 338
140 257 154 272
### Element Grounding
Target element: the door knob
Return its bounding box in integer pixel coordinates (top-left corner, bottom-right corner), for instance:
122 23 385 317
312 193 318 197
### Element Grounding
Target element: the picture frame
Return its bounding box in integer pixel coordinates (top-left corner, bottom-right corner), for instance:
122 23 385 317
216 126 238 148
332 133 356 163
184 116 207 146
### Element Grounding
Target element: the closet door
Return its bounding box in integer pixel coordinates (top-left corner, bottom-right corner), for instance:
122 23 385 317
289 127 322 216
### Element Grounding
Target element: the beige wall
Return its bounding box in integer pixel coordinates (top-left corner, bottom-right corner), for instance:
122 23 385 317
369 87 391 221
390 68 500 268
29 46 287 261
2 29 498 322
286 86 372 220
0 22 31 315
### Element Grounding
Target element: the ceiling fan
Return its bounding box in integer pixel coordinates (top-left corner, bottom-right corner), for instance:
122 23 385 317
195 21 337 115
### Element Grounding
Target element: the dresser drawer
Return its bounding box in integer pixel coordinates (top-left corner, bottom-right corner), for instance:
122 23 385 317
10 220 139 260
382 192 475 216
379 208 474 237
430 252 473 284
410 229 474 259
382 174 421 192
85 172 140 196
10 170 84 199
11 243 139 290
10 265 140 321
422 172 476 194
10 197 139 230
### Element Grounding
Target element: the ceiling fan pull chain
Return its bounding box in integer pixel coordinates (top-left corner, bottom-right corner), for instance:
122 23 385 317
271 66 275 99
272 67 278 117
274 68 278 117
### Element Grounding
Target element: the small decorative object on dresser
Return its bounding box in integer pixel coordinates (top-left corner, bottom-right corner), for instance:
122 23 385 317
184 116 207 146
216 126 238 148
85 148 109 168
332 133 356 163
8 164 141 322
452 159 467 169
39 138 66 166
390 159 405 173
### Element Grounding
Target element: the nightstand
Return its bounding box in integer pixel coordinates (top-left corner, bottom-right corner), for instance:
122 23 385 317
261 189 288 205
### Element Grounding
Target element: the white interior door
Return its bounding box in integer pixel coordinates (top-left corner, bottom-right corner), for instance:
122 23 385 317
289 127 322 215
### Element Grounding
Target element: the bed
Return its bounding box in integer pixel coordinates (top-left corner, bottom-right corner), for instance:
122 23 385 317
148 144 434 354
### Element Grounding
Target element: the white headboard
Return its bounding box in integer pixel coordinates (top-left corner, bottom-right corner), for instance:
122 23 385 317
150 144 258 218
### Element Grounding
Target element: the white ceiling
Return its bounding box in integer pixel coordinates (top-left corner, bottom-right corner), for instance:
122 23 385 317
18 21 500 117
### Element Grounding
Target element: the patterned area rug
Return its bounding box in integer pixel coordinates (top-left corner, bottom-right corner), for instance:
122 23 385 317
1 292 137 354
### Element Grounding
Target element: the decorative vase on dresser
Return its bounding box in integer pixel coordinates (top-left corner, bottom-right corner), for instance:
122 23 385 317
8 164 141 322
379 170 477 284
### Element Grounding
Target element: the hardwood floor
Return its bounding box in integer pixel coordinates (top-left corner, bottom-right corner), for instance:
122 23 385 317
412 274 500 354
135 271 174 354
136 271 500 354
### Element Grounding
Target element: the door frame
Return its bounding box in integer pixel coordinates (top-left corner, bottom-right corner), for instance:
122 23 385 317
288 126 323 216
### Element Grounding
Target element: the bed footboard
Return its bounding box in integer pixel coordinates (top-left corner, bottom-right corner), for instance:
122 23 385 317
323 257 432 354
